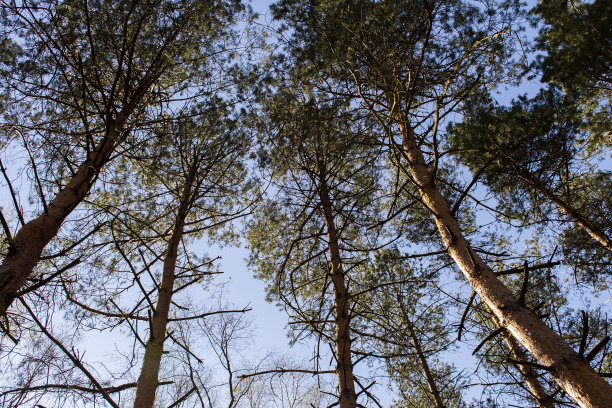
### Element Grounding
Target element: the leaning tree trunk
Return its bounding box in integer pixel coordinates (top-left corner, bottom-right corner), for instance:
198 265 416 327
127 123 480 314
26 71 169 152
512 166 612 252
133 173 194 408
0 121 125 316
490 315 554 408
397 297 446 408
399 124 612 408
319 173 358 408
0 58 170 317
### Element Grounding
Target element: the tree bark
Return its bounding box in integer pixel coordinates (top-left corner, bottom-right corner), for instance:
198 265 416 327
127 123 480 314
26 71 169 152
318 171 357 408
133 171 195 408
0 12 180 315
0 122 124 317
399 124 612 408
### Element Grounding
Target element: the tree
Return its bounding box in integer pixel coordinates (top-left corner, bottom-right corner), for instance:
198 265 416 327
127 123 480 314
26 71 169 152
247 85 387 408
237 356 335 408
269 0 612 406
356 249 466 408
535 0 611 150
448 90 612 286
0 98 253 407
127 100 251 407
1 1 610 406
446 0 612 288
0 0 245 317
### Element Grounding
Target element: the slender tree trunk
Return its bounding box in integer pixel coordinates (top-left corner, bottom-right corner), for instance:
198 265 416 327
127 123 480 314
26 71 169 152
398 300 446 408
506 336 555 407
513 167 612 252
318 173 357 408
399 124 612 408
0 124 123 316
133 173 195 408
491 315 554 408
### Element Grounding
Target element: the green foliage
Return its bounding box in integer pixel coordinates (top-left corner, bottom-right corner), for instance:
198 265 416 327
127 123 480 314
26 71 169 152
0 0 245 194
448 89 612 286
3 1 612 406
246 89 386 337
270 0 524 135
534 0 612 150
536 0 611 92
355 249 467 408
449 89 579 213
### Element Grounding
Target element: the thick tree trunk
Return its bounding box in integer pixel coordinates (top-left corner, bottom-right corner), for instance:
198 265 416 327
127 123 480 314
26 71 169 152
133 174 194 408
513 167 612 252
0 127 121 316
319 174 357 408
399 125 612 408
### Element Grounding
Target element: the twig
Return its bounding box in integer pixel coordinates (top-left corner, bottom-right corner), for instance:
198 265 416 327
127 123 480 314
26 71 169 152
0 208 14 249
0 382 139 396
518 261 529 305
451 155 497 216
19 299 121 408
496 261 560 276
17 258 82 297
586 336 610 362
169 307 251 322
507 358 551 371
16 129 48 214
458 291 476 340
579 311 589 357
353 377 382 408
167 386 196 408
473 327 506 355
237 368 335 379
0 157 25 225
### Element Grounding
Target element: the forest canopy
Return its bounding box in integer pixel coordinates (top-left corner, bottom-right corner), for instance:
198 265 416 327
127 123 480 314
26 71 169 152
0 0 610 407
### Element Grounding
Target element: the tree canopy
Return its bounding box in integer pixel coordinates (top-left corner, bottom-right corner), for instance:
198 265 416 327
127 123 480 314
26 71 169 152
0 1 610 407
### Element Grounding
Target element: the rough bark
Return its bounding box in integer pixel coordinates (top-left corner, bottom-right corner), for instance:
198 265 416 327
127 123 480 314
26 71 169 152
318 171 357 408
399 124 612 408
133 171 195 408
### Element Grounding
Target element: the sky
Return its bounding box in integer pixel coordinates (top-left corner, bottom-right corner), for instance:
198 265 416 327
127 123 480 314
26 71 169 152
4 0 608 407
125 0 547 405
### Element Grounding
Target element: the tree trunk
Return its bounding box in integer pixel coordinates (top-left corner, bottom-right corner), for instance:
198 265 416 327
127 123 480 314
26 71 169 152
491 315 554 408
0 125 122 316
398 300 446 408
133 173 194 408
0 52 169 317
318 173 357 408
399 124 612 408
513 167 612 252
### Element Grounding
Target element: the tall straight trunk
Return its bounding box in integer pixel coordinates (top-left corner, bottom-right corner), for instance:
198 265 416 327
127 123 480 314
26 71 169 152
133 173 195 408
398 301 446 408
399 124 612 408
318 174 357 408
513 167 612 252
0 122 124 316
